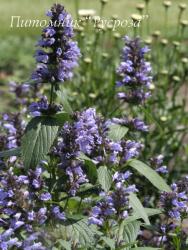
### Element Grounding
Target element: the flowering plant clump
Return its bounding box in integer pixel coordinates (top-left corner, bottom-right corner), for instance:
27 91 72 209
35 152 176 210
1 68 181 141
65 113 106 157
0 2 188 250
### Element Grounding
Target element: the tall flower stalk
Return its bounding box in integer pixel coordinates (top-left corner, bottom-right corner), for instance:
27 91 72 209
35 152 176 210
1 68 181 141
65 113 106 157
32 4 81 104
116 36 152 105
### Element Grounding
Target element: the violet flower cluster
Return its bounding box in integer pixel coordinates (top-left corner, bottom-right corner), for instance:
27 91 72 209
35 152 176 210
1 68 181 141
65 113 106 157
0 165 65 249
9 82 30 106
32 4 81 85
116 36 152 104
29 96 62 117
112 117 149 132
0 113 25 151
160 177 188 220
55 108 143 196
88 171 137 226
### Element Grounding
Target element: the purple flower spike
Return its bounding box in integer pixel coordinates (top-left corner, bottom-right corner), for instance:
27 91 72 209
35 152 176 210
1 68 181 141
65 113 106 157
116 36 152 105
32 4 81 84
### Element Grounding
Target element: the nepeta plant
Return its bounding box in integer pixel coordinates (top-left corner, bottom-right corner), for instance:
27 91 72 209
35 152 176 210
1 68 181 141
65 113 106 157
0 3 188 250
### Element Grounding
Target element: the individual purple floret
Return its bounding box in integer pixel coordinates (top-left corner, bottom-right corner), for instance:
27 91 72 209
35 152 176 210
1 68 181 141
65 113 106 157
116 36 152 105
66 164 88 196
150 155 168 175
120 140 143 162
112 117 149 132
40 192 52 201
52 206 66 220
32 4 81 85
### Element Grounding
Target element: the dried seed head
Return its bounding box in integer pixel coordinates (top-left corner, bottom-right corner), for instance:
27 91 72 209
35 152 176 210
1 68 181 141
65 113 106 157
112 15 118 20
144 38 152 45
163 1 172 8
182 57 188 64
131 14 142 21
84 57 92 64
160 116 167 122
179 3 187 10
102 53 109 58
136 3 145 11
180 20 188 27
172 41 180 47
149 84 155 90
161 38 168 46
78 9 96 17
161 70 168 75
172 76 180 82
101 0 108 5
113 32 121 39
152 30 161 38
107 24 113 30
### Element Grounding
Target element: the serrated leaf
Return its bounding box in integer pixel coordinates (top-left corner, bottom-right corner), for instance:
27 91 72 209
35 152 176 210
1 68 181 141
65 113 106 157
108 124 129 142
56 240 71 250
132 248 161 250
56 218 97 247
0 147 21 158
97 166 112 192
128 159 171 192
56 90 73 115
126 208 162 224
101 236 115 249
78 153 98 184
129 193 150 225
53 111 70 125
21 116 59 169
117 221 141 250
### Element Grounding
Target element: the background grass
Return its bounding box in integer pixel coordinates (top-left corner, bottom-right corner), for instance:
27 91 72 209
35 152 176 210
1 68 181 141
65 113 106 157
0 0 188 112
0 0 187 38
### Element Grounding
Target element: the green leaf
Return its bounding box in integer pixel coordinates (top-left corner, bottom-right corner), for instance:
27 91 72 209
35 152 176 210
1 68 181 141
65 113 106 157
128 159 171 192
21 116 59 169
108 124 129 142
0 147 21 158
117 221 141 250
129 193 150 225
132 248 161 250
126 208 162 224
56 90 73 115
53 111 70 126
56 218 97 247
78 153 98 184
56 240 71 250
101 236 115 249
97 166 112 192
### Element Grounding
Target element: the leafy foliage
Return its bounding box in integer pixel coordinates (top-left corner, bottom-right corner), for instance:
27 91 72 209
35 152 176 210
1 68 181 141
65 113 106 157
21 116 60 169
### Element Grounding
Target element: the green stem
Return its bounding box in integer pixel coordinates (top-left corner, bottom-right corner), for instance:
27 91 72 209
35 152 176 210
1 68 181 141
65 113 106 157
177 11 182 36
146 2 150 35
165 9 168 35
50 83 54 105
75 0 79 19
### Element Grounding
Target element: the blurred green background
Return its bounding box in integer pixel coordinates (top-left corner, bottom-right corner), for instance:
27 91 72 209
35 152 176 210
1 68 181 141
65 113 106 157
0 0 188 112
0 0 188 37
